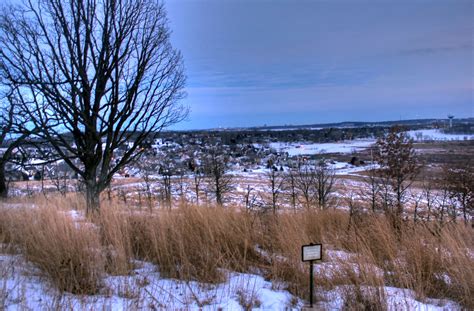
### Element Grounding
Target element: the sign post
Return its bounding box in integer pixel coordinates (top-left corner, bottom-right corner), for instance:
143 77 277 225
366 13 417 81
301 243 322 308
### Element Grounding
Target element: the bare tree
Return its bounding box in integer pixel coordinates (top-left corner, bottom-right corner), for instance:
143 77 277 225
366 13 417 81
175 167 188 204
314 160 336 209
158 165 173 209
345 183 362 231
286 169 298 212
422 179 437 222
293 161 316 209
361 149 381 213
244 184 259 211
363 168 382 213
0 0 186 213
0 93 31 198
377 171 394 213
443 161 473 225
204 148 233 206
374 126 419 219
48 162 70 196
290 159 336 210
410 190 424 223
265 167 285 214
436 178 452 224
192 167 204 205
137 158 160 210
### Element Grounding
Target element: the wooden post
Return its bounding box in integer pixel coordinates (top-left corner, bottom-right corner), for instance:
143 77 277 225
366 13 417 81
301 243 322 308
309 260 314 308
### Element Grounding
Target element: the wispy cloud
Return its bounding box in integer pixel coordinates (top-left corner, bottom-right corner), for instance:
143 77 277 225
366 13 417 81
398 43 473 56
166 0 474 129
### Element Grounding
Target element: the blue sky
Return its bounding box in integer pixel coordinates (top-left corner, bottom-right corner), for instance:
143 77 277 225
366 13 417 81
165 0 473 130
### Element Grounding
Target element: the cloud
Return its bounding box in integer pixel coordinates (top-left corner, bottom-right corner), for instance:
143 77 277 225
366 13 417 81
398 43 473 56
166 0 474 129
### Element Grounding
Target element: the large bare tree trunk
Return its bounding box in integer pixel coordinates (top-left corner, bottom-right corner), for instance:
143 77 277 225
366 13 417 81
0 0 187 214
0 163 7 199
85 179 100 214
215 185 223 206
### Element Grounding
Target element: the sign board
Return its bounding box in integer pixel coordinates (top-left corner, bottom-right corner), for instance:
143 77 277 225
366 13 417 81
301 243 322 262
301 243 323 307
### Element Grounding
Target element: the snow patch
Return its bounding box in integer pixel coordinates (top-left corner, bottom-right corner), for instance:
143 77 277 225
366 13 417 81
270 139 375 156
407 129 473 141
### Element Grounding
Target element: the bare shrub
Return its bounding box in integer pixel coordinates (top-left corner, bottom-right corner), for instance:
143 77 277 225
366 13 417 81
342 286 386 311
236 288 262 310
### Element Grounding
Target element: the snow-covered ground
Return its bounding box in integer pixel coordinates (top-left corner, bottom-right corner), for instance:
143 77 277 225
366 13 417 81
320 286 461 310
269 129 472 157
265 128 472 157
259 127 323 131
231 162 371 180
270 139 375 156
0 254 301 310
407 129 473 141
0 249 462 310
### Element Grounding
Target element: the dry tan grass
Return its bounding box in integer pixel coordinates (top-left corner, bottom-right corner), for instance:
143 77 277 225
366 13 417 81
95 203 135 275
0 205 104 294
127 205 261 283
0 196 472 308
340 217 474 308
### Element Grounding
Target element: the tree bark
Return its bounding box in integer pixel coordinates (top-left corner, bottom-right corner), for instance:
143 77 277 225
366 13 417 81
0 0 186 213
215 179 223 206
85 179 100 215
0 163 7 199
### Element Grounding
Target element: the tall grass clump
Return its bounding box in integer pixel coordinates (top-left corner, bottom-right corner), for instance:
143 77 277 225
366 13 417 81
395 223 474 308
438 224 474 308
0 196 472 308
128 206 261 283
342 216 474 309
0 208 12 248
251 209 473 309
257 210 388 304
2 206 104 294
96 203 134 275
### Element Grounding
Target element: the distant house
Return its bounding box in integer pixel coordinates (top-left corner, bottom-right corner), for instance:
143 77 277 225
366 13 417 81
349 156 365 166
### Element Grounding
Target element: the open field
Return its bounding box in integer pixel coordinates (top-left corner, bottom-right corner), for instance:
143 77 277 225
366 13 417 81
6 140 472 214
0 196 473 310
1 133 473 309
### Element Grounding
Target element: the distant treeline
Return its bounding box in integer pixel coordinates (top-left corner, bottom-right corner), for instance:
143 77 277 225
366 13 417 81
160 125 421 146
3 119 473 149
443 123 474 135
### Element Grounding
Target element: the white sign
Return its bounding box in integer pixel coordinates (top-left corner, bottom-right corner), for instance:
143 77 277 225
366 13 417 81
302 244 322 262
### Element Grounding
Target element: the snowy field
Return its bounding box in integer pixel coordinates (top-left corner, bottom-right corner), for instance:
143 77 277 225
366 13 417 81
1 127 471 309
269 139 375 156
266 129 473 157
0 247 461 310
0 253 301 310
259 127 323 131
407 129 474 141
231 161 373 178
